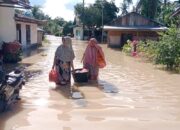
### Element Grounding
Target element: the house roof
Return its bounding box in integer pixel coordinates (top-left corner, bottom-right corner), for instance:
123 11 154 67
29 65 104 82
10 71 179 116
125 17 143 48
0 0 31 9
103 25 168 31
15 14 47 25
110 12 165 27
37 28 44 32
171 7 180 17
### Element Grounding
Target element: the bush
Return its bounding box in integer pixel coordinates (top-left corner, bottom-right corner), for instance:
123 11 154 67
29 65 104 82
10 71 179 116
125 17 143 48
136 27 180 70
2 41 22 63
155 27 180 69
122 27 180 70
137 40 158 61
122 40 132 55
43 37 51 44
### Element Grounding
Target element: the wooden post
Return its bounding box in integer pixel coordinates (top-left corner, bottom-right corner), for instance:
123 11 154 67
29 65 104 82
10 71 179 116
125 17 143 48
82 0 85 40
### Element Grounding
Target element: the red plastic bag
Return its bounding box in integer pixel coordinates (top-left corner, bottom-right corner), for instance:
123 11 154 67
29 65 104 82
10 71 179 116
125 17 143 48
49 69 58 83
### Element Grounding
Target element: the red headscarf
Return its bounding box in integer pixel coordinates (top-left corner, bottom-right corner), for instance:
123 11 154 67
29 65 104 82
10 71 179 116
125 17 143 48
83 38 106 68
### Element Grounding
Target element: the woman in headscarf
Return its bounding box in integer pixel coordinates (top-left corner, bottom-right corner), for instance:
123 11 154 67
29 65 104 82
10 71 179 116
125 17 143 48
52 36 75 85
82 38 106 80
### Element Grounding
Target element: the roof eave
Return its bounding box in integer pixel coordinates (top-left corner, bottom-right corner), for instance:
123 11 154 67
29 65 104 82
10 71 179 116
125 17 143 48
15 16 45 25
0 0 31 9
103 26 168 32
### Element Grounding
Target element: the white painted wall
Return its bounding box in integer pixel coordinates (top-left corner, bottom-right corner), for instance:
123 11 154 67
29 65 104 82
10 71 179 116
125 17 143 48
0 7 16 43
73 27 83 40
31 24 37 44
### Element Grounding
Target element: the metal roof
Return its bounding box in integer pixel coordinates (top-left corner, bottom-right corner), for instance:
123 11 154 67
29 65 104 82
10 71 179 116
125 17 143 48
15 14 47 25
110 12 165 27
0 0 31 9
103 25 168 31
171 7 180 17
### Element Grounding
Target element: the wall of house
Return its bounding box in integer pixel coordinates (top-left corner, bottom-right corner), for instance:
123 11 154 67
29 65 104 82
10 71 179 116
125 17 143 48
37 31 43 44
108 31 121 47
108 30 159 47
0 7 16 43
31 24 38 44
16 21 38 48
73 27 83 40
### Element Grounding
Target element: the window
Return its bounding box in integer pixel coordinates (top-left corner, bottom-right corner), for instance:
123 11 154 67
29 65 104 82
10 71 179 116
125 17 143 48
26 25 31 44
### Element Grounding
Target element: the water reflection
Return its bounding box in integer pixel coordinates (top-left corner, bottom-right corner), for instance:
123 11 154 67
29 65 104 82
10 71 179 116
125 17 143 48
51 84 84 99
25 70 42 81
98 80 119 93
22 47 47 58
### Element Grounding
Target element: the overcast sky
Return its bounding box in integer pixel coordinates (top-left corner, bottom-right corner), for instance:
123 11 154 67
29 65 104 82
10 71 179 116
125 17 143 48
30 0 140 21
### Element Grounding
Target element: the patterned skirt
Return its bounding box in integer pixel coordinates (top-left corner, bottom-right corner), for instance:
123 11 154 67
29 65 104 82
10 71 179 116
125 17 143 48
56 60 71 83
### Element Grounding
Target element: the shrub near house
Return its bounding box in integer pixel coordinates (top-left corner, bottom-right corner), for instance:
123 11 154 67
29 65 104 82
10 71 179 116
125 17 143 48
2 41 22 63
155 28 180 69
123 27 180 70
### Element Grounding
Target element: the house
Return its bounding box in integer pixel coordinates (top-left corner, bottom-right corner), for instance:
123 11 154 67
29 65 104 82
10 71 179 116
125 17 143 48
0 0 45 49
15 13 45 48
171 7 180 17
73 15 84 40
103 12 167 48
73 15 90 40
73 25 84 40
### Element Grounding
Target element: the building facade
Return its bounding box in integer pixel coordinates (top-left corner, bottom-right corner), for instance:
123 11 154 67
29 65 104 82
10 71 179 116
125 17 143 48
0 0 43 49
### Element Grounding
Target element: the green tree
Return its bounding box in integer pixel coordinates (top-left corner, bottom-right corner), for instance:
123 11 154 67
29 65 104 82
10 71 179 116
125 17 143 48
74 0 119 28
155 27 180 69
31 5 47 20
120 0 130 15
137 0 160 19
63 21 74 36
54 17 66 26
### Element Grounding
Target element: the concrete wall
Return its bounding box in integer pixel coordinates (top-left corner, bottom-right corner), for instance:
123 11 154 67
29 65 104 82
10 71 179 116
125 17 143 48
0 7 16 43
37 31 43 44
31 24 38 44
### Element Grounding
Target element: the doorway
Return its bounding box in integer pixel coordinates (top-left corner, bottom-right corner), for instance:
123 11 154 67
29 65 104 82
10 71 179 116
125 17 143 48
16 24 21 43
121 33 133 47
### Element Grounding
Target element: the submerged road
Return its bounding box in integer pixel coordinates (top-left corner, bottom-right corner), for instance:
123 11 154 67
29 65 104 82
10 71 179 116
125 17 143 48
0 35 180 130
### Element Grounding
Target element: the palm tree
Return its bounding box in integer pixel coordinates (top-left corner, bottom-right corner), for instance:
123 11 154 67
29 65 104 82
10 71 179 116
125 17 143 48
120 2 129 15
135 0 160 19
120 0 132 16
125 0 132 5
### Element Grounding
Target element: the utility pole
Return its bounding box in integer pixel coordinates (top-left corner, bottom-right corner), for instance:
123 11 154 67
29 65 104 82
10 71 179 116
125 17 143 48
82 0 85 40
101 2 104 43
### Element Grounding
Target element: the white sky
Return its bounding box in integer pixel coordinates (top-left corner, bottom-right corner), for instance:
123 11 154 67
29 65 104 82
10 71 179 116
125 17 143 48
42 0 137 21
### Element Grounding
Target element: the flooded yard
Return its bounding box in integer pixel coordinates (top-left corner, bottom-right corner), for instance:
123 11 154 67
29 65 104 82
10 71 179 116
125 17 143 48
0 35 180 130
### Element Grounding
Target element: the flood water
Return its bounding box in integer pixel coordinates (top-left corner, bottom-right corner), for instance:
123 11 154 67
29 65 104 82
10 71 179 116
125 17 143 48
0 35 180 130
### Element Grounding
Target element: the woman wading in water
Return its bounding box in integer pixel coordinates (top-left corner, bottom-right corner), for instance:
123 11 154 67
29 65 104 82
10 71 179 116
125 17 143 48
82 38 106 81
52 36 75 85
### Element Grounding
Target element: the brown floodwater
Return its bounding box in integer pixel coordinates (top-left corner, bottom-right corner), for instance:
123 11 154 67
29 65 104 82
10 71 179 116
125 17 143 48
0 35 180 130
